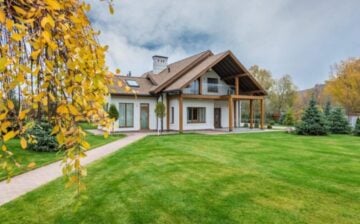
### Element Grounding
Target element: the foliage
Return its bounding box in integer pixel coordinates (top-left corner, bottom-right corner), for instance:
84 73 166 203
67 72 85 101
248 65 275 91
269 75 297 114
0 1 117 191
282 109 295 126
354 118 360 136
296 98 328 135
0 133 124 181
267 124 272 129
0 133 359 223
155 101 166 133
327 108 351 134
26 122 59 152
325 58 360 114
108 104 119 131
324 101 332 118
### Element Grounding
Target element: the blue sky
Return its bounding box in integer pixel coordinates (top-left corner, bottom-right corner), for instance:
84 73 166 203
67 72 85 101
88 0 360 89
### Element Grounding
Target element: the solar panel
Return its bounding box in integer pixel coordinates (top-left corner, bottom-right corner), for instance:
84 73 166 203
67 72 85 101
126 80 139 87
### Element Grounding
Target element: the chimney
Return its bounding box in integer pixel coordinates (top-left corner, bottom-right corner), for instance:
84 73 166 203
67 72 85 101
127 71 132 77
152 55 168 74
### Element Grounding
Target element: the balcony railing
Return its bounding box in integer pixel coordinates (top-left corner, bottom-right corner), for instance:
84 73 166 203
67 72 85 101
183 83 235 95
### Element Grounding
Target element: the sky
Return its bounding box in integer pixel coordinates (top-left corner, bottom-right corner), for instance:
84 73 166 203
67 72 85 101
88 0 360 90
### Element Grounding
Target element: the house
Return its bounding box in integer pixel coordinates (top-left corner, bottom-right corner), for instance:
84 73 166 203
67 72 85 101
108 50 267 132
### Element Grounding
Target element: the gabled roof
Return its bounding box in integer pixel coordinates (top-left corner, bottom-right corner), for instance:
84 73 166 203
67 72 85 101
111 49 266 96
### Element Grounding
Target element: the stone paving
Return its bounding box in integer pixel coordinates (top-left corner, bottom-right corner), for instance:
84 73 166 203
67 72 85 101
0 132 148 206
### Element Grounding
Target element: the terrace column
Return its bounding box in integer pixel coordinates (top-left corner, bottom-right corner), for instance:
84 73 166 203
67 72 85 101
228 96 233 131
179 94 183 133
166 94 170 131
260 98 265 129
250 99 254 128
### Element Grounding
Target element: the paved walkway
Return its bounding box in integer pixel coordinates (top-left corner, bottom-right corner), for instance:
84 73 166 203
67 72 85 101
0 132 148 206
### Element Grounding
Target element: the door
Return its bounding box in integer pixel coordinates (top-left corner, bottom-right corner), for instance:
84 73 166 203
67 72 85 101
214 108 221 128
140 103 149 130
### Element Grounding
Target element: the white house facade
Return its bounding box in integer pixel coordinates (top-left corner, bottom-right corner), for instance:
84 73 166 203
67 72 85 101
108 50 267 132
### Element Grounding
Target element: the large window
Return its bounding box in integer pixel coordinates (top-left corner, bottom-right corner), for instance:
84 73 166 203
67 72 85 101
207 78 218 93
119 103 134 127
171 107 174 124
187 107 206 123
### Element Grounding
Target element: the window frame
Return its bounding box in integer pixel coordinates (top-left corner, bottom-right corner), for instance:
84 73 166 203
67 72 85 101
187 107 206 124
207 78 219 93
171 107 174 124
119 103 134 128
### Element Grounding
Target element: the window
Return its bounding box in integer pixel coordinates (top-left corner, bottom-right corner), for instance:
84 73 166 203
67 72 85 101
207 78 218 92
171 107 174 124
119 103 134 127
187 107 206 123
126 80 139 87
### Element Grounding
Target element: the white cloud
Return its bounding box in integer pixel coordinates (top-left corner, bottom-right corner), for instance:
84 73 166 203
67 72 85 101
88 0 360 89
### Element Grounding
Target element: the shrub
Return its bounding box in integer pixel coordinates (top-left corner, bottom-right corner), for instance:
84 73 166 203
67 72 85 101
353 117 360 136
282 109 295 126
108 104 119 131
328 107 351 134
296 98 328 135
243 123 249 128
267 124 272 129
27 121 59 152
254 120 259 128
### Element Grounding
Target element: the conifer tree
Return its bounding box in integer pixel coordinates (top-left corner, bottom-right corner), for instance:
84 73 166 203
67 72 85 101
328 107 351 134
296 98 328 135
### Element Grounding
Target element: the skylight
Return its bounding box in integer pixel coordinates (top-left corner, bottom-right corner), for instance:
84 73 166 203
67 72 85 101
126 80 139 87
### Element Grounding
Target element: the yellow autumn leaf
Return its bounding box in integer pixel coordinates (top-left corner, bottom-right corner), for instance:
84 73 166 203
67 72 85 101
0 112 7 121
109 4 114 14
3 131 16 142
44 0 63 10
20 137 27 149
68 104 79 115
0 57 8 72
41 15 55 28
2 145 7 152
51 125 60 135
27 162 36 169
13 6 27 16
7 100 14 110
56 105 69 114
0 9 5 23
81 141 90 149
19 109 29 120
11 33 23 41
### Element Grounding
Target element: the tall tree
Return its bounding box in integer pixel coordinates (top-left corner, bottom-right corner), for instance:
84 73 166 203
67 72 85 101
354 118 360 136
0 1 117 191
248 65 275 91
325 58 360 115
328 107 351 134
269 75 297 114
296 98 328 135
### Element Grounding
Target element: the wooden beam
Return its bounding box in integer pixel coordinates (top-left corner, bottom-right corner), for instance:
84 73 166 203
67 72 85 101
250 99 254 129
182 94 226 100
260 99 265 129
231 95 264 100
234 100 237 128
222 73 247 80
198 77 202 95
179 94 183 133
235 77 239 95
228 96 233 131
166 94 170 131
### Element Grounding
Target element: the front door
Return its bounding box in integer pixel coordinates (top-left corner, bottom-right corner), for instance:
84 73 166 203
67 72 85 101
140 103 149 130
214 108 221 128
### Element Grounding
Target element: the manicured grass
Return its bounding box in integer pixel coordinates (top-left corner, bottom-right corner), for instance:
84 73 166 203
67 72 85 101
78 122 98 130
0 133 124 181
0 132 359 223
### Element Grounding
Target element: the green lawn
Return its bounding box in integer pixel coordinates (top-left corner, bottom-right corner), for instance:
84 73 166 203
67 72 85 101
0 132 359 223
0 133 124 181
